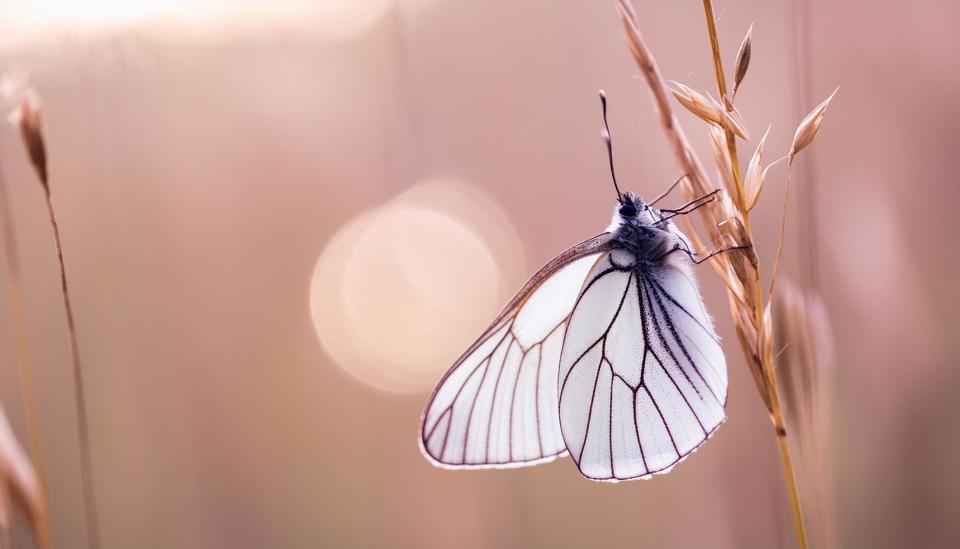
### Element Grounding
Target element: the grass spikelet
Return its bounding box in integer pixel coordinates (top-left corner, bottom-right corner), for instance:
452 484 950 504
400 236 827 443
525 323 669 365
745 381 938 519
732 24 753 98
670 82 749 139
670 82 727 129
743 125 770 211
10 94 47 190
708 126 737 203
721 104 750 140
790 87 839 158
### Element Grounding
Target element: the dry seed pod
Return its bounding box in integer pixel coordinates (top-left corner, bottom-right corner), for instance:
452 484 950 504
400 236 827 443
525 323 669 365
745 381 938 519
731 304 772 413
722 232 753 297
719 260 747 306
717 217 758 310
13 100 47 191
733 24 753 96
670 81 727 128
791 87 839 157
3 76 48 191
720 106 750 140
743 125 771 210
708 126 738 201
718 217 757 266
709 189 739 248
704 90 749 140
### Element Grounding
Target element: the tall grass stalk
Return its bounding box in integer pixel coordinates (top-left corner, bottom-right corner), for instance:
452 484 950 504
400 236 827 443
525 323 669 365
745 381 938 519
42 184 101 549
699 1 806 544
616 2 838 547
9 82 101 549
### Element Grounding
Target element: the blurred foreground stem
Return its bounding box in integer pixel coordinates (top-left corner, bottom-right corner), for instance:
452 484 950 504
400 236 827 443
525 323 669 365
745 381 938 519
0 156 50 549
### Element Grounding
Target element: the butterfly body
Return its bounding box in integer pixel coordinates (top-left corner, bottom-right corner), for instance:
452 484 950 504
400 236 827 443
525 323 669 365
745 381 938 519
606 191 680 270
420 189 726 481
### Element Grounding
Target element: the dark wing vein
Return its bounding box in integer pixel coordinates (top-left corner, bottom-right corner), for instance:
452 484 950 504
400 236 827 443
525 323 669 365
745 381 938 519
507 342 527 461
484 340 516 462
648 279 723 406
534 345 544 457
607 360 614 475
642 384 680 456
678 328 725 392
650 277 718 343
640 279 710 434
462 335 509 460
562 269 632 466
577 351 606 463
630 383 648 472
560 262 728 481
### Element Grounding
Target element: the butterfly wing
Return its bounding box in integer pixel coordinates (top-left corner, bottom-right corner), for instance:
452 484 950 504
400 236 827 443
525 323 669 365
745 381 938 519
558 252 727 481
420 233 614 468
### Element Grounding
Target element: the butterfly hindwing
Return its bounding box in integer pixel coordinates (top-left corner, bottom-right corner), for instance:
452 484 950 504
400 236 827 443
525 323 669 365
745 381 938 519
558 252 727 481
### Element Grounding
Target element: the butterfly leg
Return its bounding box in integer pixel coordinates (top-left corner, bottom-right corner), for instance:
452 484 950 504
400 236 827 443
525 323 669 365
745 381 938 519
688 243 752 264
655 189 722 225
658 188 721 215
655 240 751 264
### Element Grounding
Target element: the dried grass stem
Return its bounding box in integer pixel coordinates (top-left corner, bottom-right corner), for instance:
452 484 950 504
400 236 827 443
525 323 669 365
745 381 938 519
0 158 50 548
700 2 807 545
7 79 101 547
43 190 101 549
616 1 830 547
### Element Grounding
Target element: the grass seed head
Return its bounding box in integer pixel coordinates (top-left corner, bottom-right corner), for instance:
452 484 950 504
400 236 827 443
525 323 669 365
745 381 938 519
733 23 753 96
743 125 771 211
720 105 749 140
670 81 727 129
790 87 839 157
2 75 48 191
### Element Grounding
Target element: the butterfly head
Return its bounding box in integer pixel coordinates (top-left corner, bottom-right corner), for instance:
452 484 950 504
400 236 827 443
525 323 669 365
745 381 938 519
616 191 657 224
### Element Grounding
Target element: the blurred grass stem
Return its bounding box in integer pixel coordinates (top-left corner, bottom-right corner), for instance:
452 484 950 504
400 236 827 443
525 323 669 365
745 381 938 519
0 158 50 548
9 82 101 546
42 186 101 549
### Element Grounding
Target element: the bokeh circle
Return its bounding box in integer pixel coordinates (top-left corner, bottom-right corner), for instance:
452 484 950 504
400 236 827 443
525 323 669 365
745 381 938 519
310 178 525 393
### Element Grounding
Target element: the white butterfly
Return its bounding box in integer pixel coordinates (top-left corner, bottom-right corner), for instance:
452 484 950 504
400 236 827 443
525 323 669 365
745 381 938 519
419 95 730 482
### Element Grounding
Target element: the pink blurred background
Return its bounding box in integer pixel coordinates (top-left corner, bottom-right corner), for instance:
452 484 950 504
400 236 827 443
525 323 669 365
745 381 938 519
0 0 958 547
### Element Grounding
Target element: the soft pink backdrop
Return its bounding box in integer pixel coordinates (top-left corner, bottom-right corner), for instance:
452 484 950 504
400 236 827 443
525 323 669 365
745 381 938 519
0 0 957 547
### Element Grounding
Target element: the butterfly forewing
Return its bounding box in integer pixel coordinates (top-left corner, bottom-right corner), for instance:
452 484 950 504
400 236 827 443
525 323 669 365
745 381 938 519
558 253 727 481
420 234 613 468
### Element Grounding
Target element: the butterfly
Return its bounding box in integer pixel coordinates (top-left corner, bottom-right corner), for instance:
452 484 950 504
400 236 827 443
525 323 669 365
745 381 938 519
419 92 733 481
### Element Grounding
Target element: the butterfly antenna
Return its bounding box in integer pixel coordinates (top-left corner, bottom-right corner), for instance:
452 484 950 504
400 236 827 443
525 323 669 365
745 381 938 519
599 90 623 203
